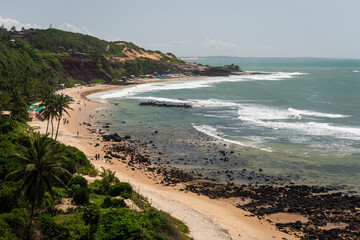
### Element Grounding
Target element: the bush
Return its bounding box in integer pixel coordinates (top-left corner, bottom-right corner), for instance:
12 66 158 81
61 158 76 174
38 214 71 240
72 186 89 205
82 205 100 235
0 184 18 213
96 208 145 239
61 145 89 167
88 180 103 194
51 187 67 203
0 218 17 240
0 208 29 239
108 182 132 198
96 208 190 239
68 175 88 188
101 196 126 208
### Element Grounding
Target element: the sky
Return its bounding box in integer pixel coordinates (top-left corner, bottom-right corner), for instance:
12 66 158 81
1 0 360 58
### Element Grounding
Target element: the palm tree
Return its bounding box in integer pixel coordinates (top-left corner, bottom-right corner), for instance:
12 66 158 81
100 167 119 183
40 93 57 136
6 132 71 216
53 94 72 141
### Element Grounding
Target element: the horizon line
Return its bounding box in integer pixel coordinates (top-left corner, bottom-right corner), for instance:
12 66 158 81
179 56 360 60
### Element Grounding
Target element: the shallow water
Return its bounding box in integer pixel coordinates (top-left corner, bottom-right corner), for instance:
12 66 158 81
89 58 360 191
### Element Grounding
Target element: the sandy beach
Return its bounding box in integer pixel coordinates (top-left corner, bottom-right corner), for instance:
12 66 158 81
29 79 295 240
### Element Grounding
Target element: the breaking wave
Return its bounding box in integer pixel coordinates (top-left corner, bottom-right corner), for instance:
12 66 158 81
94 71 307 100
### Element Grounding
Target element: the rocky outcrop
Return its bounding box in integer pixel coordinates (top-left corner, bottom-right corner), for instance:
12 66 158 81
139 101 192 108
194 67 231 76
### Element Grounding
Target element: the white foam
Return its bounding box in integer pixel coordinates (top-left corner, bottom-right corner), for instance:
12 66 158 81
95 71 307 100
352 70 359 73
287 108 348 119
237 105 349 122
240 118 360 141
236 104 359 140
192 124 272 151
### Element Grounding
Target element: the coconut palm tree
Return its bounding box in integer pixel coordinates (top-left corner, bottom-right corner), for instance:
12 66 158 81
54 94 72 141
6 132 71 216
40 93 57 136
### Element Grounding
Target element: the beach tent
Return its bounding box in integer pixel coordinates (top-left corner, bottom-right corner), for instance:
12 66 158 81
27 105 34 111
35 106 45 112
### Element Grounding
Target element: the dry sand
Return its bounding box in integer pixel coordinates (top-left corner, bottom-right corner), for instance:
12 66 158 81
29 80 296 240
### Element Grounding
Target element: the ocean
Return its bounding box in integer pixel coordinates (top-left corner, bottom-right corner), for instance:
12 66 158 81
90 58 360 191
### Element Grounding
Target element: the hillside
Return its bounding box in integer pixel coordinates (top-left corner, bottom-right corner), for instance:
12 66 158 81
0 26 242 115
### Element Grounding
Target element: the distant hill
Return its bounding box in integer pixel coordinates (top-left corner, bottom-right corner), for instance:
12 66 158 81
0 27 241 111
16 28 187 84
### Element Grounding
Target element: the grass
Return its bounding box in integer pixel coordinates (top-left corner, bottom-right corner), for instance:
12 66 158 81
89 193 107 208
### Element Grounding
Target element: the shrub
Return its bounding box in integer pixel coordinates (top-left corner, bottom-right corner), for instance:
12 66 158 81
101 195 112 208
96 208 145 239
0 218 17 240
88 180 103 194
108 182 132 198
101 196 126 208
37 214 71 240
72 186 89 205
61 158 76 174
82 205 100 237
0 184 18 213
68 175 88 188
0 208 29 239
51 187 67 203
61 145 89 166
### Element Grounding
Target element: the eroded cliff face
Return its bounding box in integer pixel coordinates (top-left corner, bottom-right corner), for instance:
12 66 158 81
46 55 235 84
55 56 112 82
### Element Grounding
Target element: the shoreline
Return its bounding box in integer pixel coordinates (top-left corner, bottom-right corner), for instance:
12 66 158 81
29 77 360 239
29 78 294 240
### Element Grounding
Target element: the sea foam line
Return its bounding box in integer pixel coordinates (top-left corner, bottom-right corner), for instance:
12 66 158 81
192 124 272 152
237 105 349 121
95 71 307 100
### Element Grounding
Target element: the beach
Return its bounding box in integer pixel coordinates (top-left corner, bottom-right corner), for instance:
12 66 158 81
29 79 295 240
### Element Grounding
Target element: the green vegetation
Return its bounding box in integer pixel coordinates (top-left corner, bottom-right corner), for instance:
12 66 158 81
6 132 70 215
1 25 186 104
220 64 242 72
25 29 127 58
0 124 191 239
0 25 193 239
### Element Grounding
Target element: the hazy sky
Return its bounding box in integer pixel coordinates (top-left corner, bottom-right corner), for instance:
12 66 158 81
1 0 359 58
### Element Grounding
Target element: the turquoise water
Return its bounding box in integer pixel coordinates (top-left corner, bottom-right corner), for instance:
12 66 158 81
90 58 360 190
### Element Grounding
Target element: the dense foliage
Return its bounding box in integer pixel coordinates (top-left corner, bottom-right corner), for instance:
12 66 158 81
25 29 127 58
1 25 187 103
0 125 191 239
0 38 56 119
0 26 192 240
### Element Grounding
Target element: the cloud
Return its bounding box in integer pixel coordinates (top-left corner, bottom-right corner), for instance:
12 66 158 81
58 22 92 35
0 15 91 36
0 15 42 30
205 37 240 49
